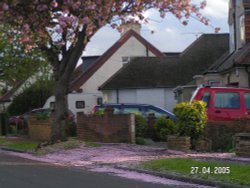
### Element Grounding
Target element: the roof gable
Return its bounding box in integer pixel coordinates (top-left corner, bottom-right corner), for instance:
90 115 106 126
70 29 165 91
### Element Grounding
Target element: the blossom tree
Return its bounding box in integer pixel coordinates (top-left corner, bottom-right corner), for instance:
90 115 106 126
0 0 214 143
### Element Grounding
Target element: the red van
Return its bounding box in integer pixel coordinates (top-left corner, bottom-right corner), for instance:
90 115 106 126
191 87 250 122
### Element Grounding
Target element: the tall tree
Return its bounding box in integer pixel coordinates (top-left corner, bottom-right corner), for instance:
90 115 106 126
0 25 49 92
0 0 214 142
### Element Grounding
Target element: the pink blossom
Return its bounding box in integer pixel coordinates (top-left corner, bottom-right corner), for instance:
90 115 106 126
82 16 89 25
55 27 63 34
214 27 221 33
37 4 48 12
2 3 9 11
51 0 58 8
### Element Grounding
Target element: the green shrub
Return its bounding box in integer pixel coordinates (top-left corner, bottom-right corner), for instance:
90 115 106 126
154 117 177 141
173 100 207 140
136 137 146 145
65 122 77 137
94 109 104 116
35 111 50 120
135 114 148 137
7 80 55 115
136 137 155 145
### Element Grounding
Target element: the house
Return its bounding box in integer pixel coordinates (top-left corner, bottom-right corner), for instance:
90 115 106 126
99 34 229 111
176 0 250 100
0 23 165 111
69 23 165 94
0 76 45 111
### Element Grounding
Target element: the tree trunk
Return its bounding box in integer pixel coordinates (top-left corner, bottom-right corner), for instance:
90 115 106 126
49 30 88 143
50 79 68 142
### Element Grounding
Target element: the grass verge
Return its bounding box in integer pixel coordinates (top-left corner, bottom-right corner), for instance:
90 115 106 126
0 137 38 151
139 158 250 186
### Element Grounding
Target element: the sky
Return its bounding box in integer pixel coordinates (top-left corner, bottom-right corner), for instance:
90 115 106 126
82 0 229 56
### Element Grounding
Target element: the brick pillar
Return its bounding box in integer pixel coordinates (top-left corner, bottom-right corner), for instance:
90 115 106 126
129 114 135 144
147 113 156 139
104 106 114 116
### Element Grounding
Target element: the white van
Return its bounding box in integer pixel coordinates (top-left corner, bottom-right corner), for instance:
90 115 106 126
43 93 103 117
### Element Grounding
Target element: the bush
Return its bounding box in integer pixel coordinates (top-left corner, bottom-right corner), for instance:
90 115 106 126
173 100 207 140
94 109 104 116
65 122 77 137
154 117 177 141
135 114 148 137
136 137 155 145
7 80 55 115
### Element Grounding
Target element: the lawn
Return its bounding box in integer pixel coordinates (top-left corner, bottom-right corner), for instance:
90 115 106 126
139 158 250 186
0 137 38 151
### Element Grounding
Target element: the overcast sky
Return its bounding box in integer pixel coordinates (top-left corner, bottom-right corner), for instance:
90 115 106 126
83 0 229 56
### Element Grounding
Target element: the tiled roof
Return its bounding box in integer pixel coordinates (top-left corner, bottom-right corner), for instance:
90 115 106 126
100 34 229 90
206 42 250 73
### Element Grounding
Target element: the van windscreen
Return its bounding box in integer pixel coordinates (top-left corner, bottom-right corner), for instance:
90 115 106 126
201 92 211 107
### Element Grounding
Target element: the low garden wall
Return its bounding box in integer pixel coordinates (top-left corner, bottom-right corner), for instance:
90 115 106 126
235 133 250 157
167 135 191 151
77 108 135 143
28 116 53 141
205 120 250 151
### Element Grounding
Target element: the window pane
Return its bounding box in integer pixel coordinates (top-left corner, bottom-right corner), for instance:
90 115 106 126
146 108 164 117
201 92 211 107
76 101 85 109
214 92 240 108
50 102 55 109
244 93 250 109
123 107 140 114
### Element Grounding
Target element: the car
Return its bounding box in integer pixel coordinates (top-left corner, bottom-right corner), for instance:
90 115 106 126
191 86 250 122
9 108 75 126
92 103 176 120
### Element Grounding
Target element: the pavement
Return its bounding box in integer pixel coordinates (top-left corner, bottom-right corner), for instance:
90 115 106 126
1 140 250 188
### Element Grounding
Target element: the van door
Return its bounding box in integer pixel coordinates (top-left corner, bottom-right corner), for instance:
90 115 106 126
210 91 243 121
243 92 250 119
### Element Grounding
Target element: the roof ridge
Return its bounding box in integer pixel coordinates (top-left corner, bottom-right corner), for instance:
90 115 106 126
181 33 229 56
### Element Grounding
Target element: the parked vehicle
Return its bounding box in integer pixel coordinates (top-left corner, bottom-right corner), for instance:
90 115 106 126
9 108 75 126
92 103 176 120
43 93 103 117
191 86 250 122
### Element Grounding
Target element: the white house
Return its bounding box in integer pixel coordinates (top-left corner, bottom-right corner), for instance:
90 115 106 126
69 23 165 94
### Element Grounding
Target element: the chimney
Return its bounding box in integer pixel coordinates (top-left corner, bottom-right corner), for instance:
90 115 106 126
120 22 141 36
243 0 250 43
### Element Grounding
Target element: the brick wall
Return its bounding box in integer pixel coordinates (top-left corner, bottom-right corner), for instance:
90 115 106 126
235 133 250 157
77 108 135 143
28 116 53 141
245 14 250 43
205 120 250 151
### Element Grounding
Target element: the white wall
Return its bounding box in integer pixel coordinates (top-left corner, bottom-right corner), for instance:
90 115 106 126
80 36 156 93
102 88 177 112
